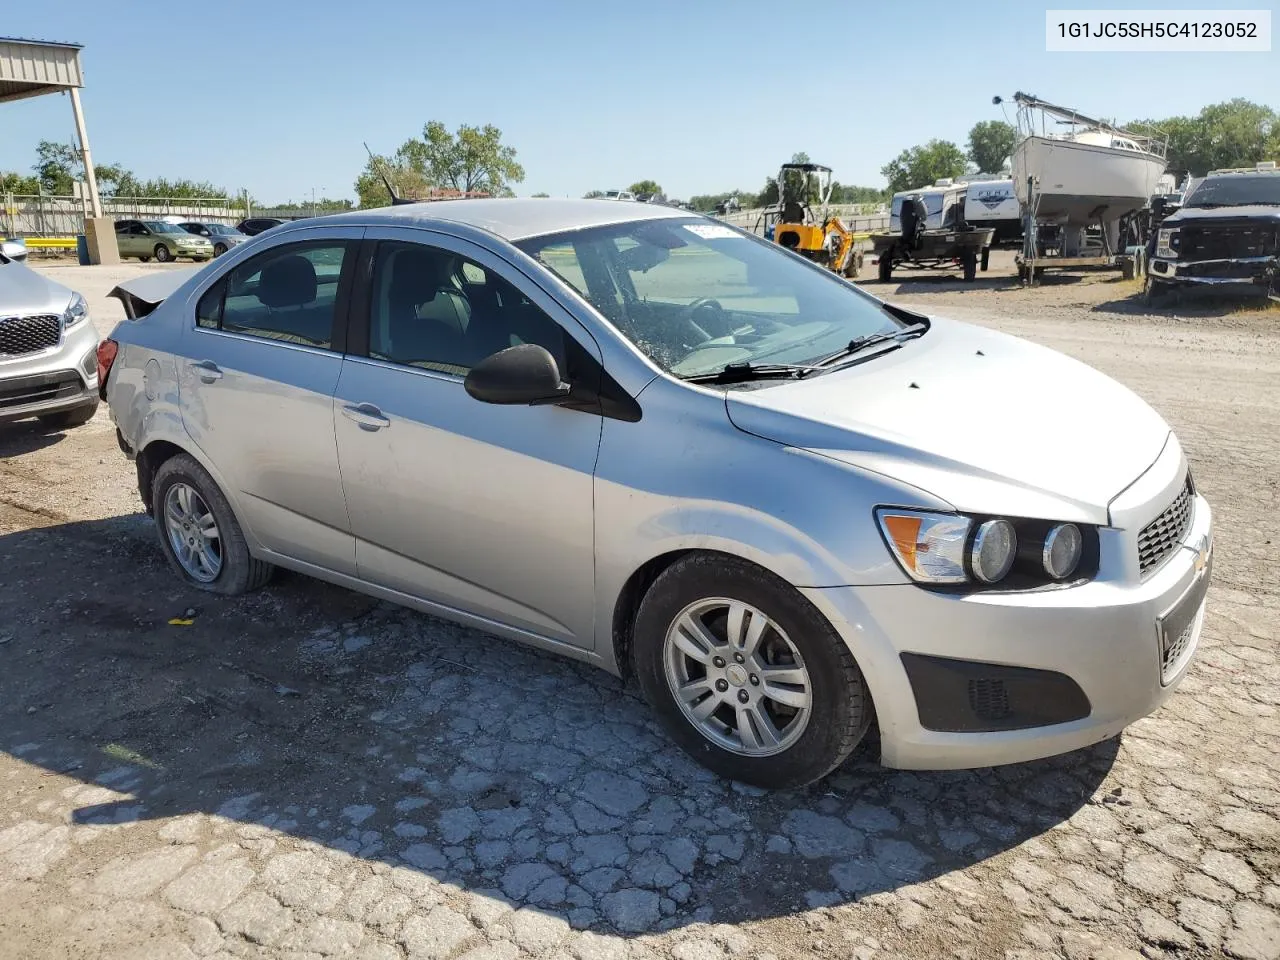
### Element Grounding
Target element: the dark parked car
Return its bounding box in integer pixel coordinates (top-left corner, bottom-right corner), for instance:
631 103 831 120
235 218 288 236
1148 161 1280 302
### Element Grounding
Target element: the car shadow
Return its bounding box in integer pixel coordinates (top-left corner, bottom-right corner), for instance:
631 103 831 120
0 516 1118 936
0 419 70 457
1093 284 1278 317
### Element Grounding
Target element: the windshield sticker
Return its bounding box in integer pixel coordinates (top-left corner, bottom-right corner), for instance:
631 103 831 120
683 224 743 240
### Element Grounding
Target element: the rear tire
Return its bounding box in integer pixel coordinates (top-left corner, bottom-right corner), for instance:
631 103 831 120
878 253 892 283
980 246 990 272
38 399 98 430
213 243 228 257
633 554 871 789
139 256 152 263
151 453 274 595
154 244 172 263
962 250 977 282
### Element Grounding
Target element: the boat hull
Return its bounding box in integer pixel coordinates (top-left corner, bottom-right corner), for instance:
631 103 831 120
1013 136 1167 225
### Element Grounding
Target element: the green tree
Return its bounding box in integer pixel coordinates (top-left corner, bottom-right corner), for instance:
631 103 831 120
880 139 967 193
966 120 1016 174
357 122 524 207
1130 99 1278 176
582 189 606 199
0 170 41 193
628 179 662 197
531 192 551 198
34 140 79 194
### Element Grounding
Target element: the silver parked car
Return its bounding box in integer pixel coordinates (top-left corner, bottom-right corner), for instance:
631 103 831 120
0 240 100 428
177 221 250 257
99 200 1213 788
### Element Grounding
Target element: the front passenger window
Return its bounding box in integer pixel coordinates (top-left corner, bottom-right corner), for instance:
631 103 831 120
195 242 351 348
367 241 566 376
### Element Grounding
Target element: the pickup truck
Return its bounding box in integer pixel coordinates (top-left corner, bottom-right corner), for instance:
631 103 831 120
1147 161 1280 303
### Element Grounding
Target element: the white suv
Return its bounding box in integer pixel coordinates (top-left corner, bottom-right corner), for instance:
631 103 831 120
0 240 100 429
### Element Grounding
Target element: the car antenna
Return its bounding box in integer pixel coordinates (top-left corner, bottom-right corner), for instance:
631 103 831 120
364 142 416 206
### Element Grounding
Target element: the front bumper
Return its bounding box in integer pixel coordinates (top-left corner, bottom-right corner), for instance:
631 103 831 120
0 321 99 424
802 493 1213 771
1150 255 1276 285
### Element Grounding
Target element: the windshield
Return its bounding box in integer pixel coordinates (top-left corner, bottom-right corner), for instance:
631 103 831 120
516 217 906 378
1184 174 1280 207
145 221 189 234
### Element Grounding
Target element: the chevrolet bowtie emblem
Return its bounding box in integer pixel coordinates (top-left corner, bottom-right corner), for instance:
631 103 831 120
1193 536 1210 574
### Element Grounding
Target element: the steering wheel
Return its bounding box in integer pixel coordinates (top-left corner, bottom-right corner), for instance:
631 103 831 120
682 297 730 341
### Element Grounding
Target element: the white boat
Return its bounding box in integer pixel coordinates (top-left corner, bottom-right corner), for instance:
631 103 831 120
1010 92 1167 228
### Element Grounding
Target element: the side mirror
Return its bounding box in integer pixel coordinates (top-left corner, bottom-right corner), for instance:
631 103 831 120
1 239 28 262
464 343 571 406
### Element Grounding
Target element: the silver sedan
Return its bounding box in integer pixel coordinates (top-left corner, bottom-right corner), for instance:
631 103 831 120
98 199 1212 788
177 221 250 257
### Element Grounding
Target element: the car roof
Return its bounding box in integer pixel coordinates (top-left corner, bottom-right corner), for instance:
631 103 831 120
303 198 691 242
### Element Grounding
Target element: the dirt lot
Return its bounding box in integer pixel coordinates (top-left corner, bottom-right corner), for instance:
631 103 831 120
1 252 1278 960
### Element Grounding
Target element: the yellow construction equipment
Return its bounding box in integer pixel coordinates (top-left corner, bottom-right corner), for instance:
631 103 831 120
759 162 863 278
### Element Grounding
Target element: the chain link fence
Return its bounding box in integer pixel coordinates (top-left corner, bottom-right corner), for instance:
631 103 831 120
2 194 247 238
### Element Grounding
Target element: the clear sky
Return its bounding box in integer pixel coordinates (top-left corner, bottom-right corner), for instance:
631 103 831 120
2 0 1276 203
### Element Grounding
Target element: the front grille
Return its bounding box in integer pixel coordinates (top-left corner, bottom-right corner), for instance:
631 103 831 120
0 370 82 409
0 314 61 357
1138 477 1194 577
1180 224 1278 261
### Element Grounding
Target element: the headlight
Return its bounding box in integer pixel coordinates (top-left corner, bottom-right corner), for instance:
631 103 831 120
1156 228 1179 259
877 509 1094 588
62 292 88 328
1042 523 1083 580
971 519 1017 583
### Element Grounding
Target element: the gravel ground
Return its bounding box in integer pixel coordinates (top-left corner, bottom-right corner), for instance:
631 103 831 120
1 252 1278 960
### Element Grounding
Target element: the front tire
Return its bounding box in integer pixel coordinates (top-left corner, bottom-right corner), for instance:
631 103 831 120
213 243 228 257
151 453 274 595
962 250 978 282
634 554 871 789
878 253 893 283
154 244 172 263
980 246 990 272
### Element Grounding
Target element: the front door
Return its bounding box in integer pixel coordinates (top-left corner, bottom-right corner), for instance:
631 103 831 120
179 230 363 574
333 231 602 647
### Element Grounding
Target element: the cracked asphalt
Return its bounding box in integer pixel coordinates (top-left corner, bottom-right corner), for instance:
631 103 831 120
0 254 1277 959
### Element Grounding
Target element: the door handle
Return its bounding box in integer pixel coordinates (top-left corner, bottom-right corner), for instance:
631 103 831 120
341 403 390 431
188 360 223 383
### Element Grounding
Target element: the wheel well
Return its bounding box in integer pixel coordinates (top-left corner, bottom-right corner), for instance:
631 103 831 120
136 439 186 512
611 550 693 681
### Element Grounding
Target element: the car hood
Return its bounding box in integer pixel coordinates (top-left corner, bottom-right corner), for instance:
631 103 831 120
0 261 76 316
724 316 1170 525
1166 205 1280 224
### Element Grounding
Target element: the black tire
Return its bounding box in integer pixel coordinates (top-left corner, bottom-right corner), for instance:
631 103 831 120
962 251 977 282
980 246 990 272
878 253 892 283
633 553 872 789
154 244 172 263
38 399 98 430
213 243 228 257
151 453 274 595
1144 275 1171 306
139 256 152 263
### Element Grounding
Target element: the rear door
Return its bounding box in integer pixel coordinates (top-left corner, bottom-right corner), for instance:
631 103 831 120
180 228 363 574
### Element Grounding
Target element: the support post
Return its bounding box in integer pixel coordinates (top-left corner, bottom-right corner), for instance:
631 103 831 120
68 87 102 219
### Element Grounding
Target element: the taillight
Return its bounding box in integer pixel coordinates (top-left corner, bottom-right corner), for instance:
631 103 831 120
96 339 119 400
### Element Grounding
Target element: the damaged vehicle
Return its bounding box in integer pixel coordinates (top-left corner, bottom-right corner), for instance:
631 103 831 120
98 199 1212 788
1147 161 1280 303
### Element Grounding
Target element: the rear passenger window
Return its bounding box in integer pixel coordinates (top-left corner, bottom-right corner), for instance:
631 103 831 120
195 242 351 348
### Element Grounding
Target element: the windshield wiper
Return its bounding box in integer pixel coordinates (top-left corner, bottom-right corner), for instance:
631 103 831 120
812 322 929 369
682 361 818 384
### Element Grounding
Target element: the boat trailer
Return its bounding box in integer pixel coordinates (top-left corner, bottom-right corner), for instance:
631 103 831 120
1015 176 1150 285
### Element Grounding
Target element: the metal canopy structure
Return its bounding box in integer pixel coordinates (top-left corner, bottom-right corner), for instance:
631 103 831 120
0 36 101 217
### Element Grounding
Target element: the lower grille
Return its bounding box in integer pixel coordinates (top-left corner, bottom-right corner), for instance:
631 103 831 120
0 314 61 357
1161 612 1199 683
1138 477 1194 578
0 371 82 409
968 678 1010 722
